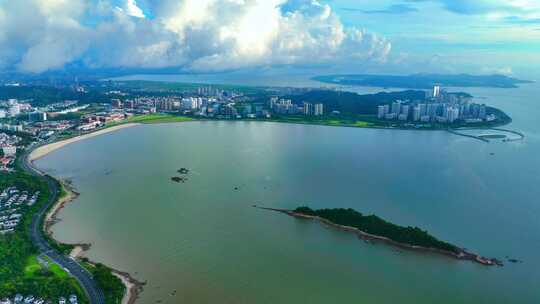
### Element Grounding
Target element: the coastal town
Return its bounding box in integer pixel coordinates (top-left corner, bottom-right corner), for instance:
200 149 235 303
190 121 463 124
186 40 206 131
0 83 508 168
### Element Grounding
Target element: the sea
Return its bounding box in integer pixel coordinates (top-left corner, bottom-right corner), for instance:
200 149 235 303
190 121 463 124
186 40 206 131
36 74 540 304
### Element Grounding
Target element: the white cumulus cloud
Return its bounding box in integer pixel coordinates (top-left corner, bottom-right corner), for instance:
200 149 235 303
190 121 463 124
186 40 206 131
0 0 391 74
116 0 146 18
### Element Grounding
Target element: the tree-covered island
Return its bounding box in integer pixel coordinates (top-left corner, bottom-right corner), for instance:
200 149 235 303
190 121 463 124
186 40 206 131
261 206 503 266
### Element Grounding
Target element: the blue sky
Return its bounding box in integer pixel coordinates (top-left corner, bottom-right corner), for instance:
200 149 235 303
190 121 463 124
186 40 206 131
0 0 538 78
331 0 540 77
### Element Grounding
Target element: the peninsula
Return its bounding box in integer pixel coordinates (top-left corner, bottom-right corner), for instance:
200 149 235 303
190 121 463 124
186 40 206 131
260 206 503 266
312 73 533 89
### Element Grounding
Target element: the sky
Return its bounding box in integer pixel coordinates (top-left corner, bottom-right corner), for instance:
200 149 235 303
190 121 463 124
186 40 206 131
0 0 538 79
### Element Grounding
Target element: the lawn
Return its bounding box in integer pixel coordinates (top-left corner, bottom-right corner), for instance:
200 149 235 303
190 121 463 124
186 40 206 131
23 256 41 277
126 114 195 124
352 121 372 127
44 257 70 280
24 255 69 280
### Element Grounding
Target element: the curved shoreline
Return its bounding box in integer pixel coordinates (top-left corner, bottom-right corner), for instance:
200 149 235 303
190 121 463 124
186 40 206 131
27 118 508 303
27 122 143 304
258 206 503 267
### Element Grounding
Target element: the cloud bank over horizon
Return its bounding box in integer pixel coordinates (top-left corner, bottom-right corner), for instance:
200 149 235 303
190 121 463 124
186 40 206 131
0 0 391 74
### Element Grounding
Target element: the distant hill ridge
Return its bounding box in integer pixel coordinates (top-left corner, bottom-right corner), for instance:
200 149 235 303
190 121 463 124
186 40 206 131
312 73 532 89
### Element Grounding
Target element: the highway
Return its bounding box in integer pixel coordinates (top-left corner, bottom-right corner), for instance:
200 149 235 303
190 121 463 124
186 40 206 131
20 143 105 304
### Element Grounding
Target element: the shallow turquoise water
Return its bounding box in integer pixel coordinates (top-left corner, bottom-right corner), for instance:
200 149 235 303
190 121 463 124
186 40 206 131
37 83 540 304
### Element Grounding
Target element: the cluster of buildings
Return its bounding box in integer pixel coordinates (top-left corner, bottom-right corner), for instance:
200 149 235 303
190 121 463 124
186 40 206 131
77 112 132 131
0 99 32 119
0 294 78 304
110 89 243 117
0 187 39 234
0 99 48 123
1 99 88 125
108 86 327 120
269 97 324 116
0 133 21 171
377 86 495 124
110 91 249 119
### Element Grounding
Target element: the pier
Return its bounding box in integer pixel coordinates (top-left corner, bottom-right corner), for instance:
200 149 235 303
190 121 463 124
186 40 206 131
447 127 525 143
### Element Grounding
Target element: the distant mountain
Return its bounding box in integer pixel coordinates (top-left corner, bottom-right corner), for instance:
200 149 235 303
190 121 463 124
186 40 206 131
312 74 533 89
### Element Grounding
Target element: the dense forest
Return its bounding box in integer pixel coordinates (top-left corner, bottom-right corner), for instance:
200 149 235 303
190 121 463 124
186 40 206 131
294 207 459 253
0 85 110 107
284 90 428 115
81 261 125 304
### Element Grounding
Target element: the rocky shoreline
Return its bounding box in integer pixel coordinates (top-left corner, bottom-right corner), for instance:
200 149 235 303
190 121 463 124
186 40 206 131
257 206 503 267
43 180 79 236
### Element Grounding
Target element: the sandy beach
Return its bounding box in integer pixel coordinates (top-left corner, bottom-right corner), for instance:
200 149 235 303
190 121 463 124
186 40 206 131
29 123 139 162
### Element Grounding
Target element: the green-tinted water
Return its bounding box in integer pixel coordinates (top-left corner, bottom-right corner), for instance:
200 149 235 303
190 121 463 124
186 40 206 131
37 84 540 304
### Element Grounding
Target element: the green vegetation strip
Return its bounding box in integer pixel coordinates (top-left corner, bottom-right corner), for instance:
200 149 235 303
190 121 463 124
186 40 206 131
80 260 125 304
0 162 85 301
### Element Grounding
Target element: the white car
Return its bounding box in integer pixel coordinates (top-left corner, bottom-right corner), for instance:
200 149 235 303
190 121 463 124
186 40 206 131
23 296 34 304
68 295 77 304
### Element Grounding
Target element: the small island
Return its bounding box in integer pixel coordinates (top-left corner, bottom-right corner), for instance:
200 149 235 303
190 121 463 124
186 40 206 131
171 176 187 183
261 206 502 266
177 168 190 174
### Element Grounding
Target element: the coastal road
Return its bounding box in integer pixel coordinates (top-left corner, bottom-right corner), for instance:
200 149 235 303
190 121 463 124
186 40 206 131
20 143 106 304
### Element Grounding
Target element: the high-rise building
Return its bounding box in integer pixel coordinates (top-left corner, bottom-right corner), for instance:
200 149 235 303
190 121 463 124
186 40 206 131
181 97 201 110
28 111 47 122
413 106 421 121
377 105 389 119
391 101 402 115
314 103 324 116
448 107 459 123
419 103 427 116
427 103 439 117
303 102 313 115
433 85 441 98
401 105 410 116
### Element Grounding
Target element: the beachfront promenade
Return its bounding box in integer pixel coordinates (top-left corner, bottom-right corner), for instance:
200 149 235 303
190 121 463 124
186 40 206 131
20 142 105 304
